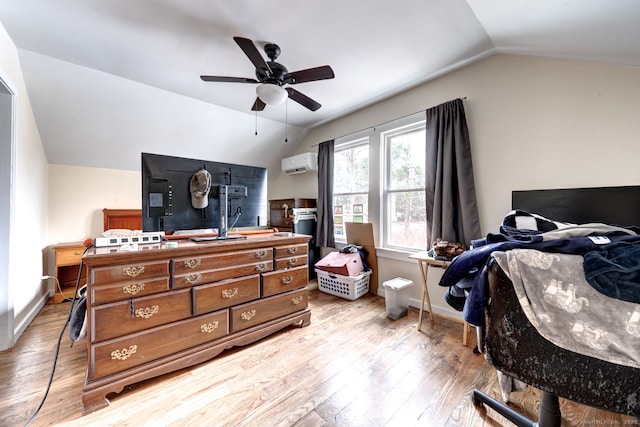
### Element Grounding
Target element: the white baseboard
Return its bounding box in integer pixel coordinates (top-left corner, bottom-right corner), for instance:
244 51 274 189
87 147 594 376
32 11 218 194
13 292 50 343
408 296 463 322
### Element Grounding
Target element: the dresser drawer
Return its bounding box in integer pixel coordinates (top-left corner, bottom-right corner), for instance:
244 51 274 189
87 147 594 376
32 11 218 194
274 254 307 270
55 245 85 266
173 261 273 289
91 277 171 305
173 248 272 275
261 266 308 297
230 288 308 332
92 289 192 342
90 309 229 380
274 244 308 259
192 274 260 316
91 260 170 286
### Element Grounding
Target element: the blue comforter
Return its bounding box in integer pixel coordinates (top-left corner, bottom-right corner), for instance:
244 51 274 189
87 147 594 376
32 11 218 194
440 227 640 326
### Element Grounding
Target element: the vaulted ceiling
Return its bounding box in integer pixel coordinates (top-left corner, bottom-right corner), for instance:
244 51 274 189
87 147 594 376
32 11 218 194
1 0 639 171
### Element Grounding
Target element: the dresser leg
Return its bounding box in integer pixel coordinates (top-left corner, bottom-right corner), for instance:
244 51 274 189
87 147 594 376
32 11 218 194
82 390 111 415
299 312 311 327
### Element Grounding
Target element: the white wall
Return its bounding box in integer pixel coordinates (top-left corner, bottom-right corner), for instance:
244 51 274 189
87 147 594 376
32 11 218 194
47 165 141 244
277 54 640 318
0 23 49 349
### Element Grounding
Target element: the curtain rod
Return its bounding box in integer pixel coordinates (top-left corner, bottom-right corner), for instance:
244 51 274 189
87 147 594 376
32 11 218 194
311 96 467 148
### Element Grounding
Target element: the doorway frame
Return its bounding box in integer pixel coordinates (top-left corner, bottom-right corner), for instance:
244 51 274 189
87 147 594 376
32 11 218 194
0 71 17 350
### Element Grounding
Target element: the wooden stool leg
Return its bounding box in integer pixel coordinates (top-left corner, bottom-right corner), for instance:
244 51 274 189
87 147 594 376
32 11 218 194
463 321 469 347
418 286 426 331
422 263 433 321
416 261 432 331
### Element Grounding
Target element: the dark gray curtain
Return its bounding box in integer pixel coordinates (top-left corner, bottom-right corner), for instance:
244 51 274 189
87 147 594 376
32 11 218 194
425 98 481 248
316 139 335 248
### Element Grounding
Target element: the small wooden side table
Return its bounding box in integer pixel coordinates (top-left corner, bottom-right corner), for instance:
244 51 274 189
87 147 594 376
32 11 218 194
52 242 86 303
409 251 471 346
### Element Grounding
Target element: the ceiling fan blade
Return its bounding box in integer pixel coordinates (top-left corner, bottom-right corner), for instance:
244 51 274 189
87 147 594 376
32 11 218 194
200 75 258 83
285 65 335 84
233 36 272 75
251 97 266 111
286 87 321 111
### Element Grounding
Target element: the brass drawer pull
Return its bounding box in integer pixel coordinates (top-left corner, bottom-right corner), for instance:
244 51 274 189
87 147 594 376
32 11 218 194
74 251 82 256
222 288 239 299
292 296 304 305
123 283 145 295
184 258 201 269
281 276 293 285
111 345 137 361
287 247 297 254
241 309 256 320
255 263 267 272
123 266 145 278
184 273 201 285
200 322 219 333
288 258 298 266
255 250 268 259
135 305 159 319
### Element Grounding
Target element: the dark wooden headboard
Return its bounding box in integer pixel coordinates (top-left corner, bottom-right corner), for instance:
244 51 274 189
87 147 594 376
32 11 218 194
103 209 143 231
512 185 640 227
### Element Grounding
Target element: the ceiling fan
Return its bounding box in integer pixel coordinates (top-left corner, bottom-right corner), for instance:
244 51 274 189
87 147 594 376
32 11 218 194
200 37 335 112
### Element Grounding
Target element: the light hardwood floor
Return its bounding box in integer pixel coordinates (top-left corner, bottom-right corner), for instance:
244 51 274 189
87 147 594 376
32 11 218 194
1 289 637 426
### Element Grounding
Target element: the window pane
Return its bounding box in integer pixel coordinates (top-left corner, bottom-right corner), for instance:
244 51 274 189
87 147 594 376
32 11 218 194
334 144 369 193
333 194 368 240
388 129 425 191
387 190 427 250
383 123 426 250
333 141 369 241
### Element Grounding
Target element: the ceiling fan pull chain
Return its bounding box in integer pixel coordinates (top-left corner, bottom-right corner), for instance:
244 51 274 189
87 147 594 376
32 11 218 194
285 99 288 143
255 108 258 136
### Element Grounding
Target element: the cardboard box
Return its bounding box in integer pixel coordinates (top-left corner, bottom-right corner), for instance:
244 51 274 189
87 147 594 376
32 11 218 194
345 222 379 294
315 251 364 277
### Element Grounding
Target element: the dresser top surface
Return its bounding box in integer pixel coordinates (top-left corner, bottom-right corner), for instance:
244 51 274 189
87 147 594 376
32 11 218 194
83 233 311 265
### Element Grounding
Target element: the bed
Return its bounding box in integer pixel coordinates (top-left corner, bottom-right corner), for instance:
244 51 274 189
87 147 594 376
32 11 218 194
439 186 640 426
102 208 142 231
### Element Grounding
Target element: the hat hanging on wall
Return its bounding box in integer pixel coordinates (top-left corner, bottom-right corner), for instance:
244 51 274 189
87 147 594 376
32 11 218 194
190 169 211 209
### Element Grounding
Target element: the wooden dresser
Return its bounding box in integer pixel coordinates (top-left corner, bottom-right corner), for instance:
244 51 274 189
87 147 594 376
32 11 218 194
81 233 311 414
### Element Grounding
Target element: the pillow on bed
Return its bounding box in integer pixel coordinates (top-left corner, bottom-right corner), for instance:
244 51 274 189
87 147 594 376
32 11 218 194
501 210 574 235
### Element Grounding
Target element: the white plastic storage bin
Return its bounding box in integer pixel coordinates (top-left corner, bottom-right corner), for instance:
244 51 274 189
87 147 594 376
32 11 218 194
315 269 371 300
383 277 414 319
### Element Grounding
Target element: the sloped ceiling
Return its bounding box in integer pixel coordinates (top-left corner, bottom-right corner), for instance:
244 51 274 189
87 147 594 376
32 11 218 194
0 0 639 171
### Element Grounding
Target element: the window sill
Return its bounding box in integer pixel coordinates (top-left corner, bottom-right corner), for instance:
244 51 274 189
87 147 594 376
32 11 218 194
335 242 419 263
375 247 418 262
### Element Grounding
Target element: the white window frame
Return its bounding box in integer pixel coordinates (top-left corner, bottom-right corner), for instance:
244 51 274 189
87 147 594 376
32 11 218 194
333 134 370 243
381 119 427 251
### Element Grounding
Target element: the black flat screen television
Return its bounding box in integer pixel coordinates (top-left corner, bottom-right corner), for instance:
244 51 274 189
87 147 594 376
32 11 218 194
141 153 268 233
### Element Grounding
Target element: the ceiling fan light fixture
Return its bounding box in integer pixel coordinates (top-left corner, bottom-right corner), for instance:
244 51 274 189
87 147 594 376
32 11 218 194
256 83 287 105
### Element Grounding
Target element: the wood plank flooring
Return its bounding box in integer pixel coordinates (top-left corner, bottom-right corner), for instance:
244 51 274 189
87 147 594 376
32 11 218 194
1 289 638 426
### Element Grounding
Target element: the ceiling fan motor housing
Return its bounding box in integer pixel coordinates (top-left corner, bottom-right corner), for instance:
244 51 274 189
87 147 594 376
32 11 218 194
256 61 288 85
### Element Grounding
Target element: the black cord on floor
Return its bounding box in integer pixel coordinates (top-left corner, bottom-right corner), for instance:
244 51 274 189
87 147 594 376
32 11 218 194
24 245 92 427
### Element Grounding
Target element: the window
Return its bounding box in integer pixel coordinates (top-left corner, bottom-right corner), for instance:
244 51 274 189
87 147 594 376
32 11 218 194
382 120 426 251
333 137 369 241
330 112 426 252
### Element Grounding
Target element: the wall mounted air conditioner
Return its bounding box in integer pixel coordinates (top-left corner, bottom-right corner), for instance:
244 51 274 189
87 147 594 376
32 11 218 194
282 152 318 175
